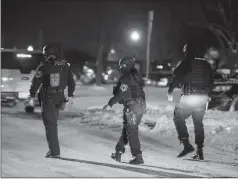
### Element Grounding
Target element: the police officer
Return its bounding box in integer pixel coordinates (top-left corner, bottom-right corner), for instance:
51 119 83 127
103 57 146 165
167 41 214 160
28 44 76 158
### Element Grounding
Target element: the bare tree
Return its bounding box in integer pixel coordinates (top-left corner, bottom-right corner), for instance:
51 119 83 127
204 0 237 50
168 0 238 68
188 0 238 67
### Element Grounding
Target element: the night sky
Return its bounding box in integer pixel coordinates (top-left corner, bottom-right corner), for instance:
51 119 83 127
1 0 219 61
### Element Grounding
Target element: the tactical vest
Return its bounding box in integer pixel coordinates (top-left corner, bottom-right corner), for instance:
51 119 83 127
183 58 213 90
42 60 69 92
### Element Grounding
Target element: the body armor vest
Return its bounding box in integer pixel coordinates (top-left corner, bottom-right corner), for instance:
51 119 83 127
183 58 213 90
42 60 69 92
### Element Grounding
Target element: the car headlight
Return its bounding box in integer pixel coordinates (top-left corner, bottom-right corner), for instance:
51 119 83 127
2 77 13 82
104 75 109 80
18 92 30 99
213 85 232 92
146 79 152 85
160 78 168 82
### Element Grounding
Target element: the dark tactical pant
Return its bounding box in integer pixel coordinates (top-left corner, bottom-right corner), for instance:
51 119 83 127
173 94 209 146
41 91 65 156
115 98 146 156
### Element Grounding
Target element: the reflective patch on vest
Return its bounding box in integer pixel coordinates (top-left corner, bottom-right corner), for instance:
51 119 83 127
35 71 42 78
50 73 60 87
120 84 128 92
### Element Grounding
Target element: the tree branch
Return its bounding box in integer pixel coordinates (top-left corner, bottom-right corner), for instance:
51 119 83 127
212 29 226 49
206 2 222 15
188 22 227 49
213 27 231 46
206 1 230 29
218 1 225 14
211 23 230 35
211 23 233 41
218 0 231 30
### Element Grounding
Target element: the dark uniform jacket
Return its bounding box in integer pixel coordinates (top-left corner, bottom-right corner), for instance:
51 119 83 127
108 71 146 114
29 59 76 98
168 58 214 94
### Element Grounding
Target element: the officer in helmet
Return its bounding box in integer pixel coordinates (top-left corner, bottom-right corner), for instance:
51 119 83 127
167 39 214 160
103 56 146 165
28 43 76 158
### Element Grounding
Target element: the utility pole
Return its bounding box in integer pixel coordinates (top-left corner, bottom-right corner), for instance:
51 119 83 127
145 10 154 98
146 10 154 80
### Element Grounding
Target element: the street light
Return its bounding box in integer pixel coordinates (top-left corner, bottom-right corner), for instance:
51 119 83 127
27 45 34 51
130 31 140 41
110 49 115 54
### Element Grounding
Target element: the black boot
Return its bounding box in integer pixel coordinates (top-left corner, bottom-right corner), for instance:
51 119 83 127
192 145 204 160
177 138 195 158
129 154 144 165
45 151 60 158
111 151 122 162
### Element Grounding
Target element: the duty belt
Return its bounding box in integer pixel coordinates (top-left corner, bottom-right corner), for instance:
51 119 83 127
43 88 64 93
124 97 145 106
182 85 209 95
125 100 135 106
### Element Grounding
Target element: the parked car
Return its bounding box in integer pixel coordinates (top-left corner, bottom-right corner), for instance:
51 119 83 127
143 60 173 87
102 62 120 84
79 61 97 84
208 71 238 111
1 49 42 112
80 60 142 85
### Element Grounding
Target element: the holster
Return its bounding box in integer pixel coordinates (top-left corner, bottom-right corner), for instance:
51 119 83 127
124 97 146 116
59 98 68 110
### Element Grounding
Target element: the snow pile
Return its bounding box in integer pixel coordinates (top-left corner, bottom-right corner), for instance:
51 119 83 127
149 115 176 135
145 108 238 152
64 108 122 128
64 101 237 152
204 111 238 152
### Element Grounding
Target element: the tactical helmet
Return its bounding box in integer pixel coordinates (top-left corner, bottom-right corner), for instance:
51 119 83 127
119 56 135 71
42 44 60 61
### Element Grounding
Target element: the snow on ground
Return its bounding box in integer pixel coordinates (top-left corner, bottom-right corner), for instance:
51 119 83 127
2 85 238 177
64 103 238 153
2 107 238 177
63 85 238 153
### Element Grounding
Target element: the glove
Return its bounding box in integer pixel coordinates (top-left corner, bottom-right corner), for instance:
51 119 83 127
60 98 69 110
167 93 173 102
103 104 111 110
68 97 74 105
25 96 35 107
